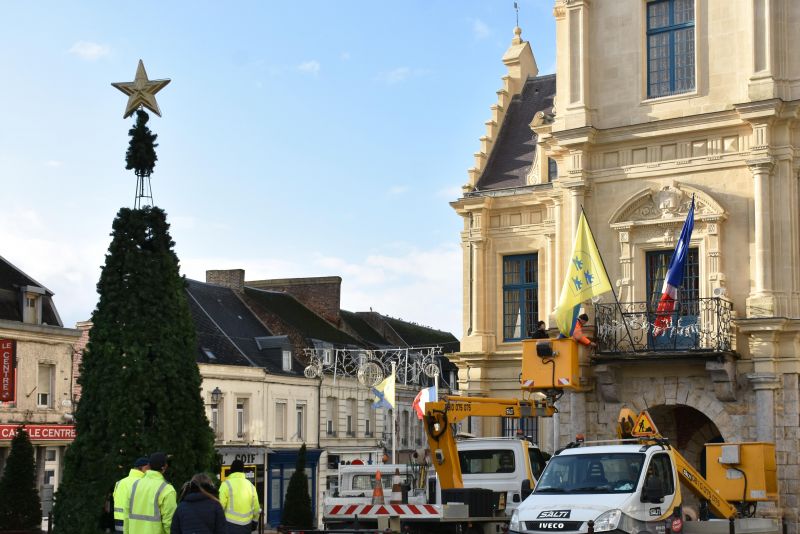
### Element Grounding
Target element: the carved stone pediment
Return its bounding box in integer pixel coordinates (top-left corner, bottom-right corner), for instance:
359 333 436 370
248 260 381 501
609 182 726 228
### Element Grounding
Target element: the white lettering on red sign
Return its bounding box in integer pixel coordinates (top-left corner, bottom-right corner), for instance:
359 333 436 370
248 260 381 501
0 339 15 402
0 425 76 441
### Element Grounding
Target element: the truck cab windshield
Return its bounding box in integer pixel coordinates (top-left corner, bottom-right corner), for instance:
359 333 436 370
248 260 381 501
534 453 645 494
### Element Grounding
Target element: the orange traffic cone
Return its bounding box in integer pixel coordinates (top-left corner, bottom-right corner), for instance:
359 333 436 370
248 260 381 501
372 470 386 504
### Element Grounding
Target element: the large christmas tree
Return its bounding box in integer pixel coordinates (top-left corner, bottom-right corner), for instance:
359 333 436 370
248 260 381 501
0 427 42 532
52 106 214 533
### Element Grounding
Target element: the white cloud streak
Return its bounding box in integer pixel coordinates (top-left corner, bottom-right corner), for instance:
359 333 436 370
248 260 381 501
472 19 491 39
68 41 111 61
297 60 321 75
376 67 430 85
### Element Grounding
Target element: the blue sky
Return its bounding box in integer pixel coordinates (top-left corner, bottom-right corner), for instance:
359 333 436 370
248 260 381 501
1 1 556 336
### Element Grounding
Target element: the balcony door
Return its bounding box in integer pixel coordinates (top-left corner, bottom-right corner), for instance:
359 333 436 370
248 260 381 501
646 248 699 349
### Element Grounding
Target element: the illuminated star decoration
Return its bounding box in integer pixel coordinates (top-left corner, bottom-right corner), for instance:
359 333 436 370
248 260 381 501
111 59 171 119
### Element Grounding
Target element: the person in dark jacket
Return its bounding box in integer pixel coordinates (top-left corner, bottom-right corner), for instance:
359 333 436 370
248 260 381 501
170 473 226 534
531 320 550 339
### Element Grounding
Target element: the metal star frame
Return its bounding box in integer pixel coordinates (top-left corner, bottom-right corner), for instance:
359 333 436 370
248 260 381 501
111 60 171 118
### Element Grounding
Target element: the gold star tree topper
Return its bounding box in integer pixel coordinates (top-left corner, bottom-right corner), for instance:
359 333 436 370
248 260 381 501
111 60 171 119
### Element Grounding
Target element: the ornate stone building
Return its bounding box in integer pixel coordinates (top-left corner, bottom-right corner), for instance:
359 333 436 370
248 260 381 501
449 1 799 527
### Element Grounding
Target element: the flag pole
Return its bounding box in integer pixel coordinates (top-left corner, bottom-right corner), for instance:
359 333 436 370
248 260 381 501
580 206 635 351
391 360 397 465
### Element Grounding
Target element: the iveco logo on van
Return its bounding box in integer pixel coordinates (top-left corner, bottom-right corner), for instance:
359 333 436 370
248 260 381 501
534 522 566 530
538 510 570 519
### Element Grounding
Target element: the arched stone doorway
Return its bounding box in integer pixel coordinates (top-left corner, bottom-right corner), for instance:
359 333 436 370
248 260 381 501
648 404 723 517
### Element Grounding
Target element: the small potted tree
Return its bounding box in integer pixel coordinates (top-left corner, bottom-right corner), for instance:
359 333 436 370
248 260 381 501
0 426 42 533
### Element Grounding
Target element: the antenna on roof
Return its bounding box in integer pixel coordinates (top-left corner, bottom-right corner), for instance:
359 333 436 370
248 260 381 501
514 1 519 27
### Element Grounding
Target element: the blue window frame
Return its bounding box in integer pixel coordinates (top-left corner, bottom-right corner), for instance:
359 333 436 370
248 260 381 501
503 254 538 341
547 158 558 181
646 248 699 349
647 0 695 98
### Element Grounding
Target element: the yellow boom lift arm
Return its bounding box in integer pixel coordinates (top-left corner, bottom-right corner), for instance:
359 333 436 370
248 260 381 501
423 395 555 490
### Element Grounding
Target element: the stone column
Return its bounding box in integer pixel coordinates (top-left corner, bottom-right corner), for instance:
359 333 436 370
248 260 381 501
545 232 556 318
747 158 775 315
553 197 564 308
568 183 585 235
747 373 780 442
473 240 487 336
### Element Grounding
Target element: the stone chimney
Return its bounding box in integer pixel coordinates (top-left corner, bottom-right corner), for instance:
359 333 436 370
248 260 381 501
246 276 342 325
206 269 245 292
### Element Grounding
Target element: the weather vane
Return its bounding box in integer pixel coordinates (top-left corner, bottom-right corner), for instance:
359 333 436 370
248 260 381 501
514 1 519 27
112 60 171 208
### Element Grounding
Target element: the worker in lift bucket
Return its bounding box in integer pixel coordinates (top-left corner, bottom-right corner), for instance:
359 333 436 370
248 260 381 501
571 313 597 348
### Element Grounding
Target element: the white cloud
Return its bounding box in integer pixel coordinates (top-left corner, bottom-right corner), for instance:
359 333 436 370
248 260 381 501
68 41 111 61
438 185 465 199
313 244 462 334
376 67 431 85
186 244 463 334
297 60 321 75
0 203 463 338
378 67 412 84
388 185 409 195
0 208 108 327
472 19 491 39
45 160 63 168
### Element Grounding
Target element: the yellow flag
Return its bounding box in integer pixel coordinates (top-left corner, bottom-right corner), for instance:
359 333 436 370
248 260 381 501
555 212 612 336
372 371 395 409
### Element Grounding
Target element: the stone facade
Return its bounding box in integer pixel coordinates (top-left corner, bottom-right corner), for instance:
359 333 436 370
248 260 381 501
450 1 800 529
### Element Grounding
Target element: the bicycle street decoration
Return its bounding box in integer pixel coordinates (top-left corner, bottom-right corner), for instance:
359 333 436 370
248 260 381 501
301 346 444 388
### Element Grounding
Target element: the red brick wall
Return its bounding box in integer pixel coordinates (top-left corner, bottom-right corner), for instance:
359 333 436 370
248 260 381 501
71 321 92 402
206 269 245 292
246 276 342 325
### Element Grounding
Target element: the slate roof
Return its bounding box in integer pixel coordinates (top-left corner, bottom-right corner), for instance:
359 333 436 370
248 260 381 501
243 287 362 346
339 310 392 348
476 74 556 190
0 254 62 326
378 315 460 353
186 279 300 375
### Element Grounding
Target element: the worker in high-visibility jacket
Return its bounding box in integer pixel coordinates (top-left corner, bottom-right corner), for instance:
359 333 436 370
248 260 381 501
112 457 150 532
220 459 261 533
126 452 176 534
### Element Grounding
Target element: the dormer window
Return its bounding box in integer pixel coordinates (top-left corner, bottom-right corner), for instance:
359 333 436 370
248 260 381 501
282 350 292 371
21 287 45 325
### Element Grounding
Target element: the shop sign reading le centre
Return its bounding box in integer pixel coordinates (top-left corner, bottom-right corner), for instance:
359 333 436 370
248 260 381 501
0 424 76 441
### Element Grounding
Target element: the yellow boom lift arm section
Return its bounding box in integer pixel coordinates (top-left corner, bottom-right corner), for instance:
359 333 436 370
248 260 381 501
671 448 738 519
618 408 738 519
423 395 555 490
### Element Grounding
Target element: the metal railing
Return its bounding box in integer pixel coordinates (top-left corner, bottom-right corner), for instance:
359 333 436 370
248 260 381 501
594 297 733 354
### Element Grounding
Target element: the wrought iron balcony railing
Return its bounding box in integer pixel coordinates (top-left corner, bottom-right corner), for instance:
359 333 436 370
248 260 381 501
594 297 733 355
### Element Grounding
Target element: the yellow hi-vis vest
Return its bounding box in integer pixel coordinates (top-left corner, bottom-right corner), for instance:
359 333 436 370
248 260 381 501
126 470 176 534
113 469 145 532
220 472 261 526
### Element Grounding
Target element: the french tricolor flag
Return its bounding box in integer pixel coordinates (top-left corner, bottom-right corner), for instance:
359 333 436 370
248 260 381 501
412 386 438 420
653 196 695 336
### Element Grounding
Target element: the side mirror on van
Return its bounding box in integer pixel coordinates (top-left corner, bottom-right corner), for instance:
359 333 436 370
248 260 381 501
521 479 533 500
641 477 665 503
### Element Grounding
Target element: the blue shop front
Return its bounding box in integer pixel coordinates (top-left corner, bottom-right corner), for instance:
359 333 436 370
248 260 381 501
267 448 322 527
